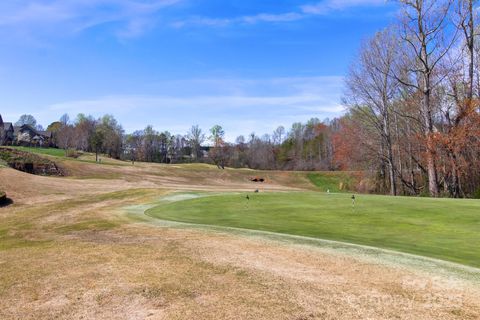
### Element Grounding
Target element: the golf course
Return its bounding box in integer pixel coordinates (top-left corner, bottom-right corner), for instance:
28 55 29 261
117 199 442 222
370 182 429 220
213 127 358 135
5 0 480 317
1 147 479 319
146 192 480 268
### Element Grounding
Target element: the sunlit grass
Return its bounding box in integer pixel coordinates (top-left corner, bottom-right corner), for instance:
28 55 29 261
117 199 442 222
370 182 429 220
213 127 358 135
147 192 480 268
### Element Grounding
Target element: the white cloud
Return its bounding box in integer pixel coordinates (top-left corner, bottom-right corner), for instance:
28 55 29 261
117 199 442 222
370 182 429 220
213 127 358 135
0 0 182 40
301 0 386 14
41 76 345 140
173 0 388 28
242 12 304 24
48 94 343 114
171 12 304 29
0 0 390 37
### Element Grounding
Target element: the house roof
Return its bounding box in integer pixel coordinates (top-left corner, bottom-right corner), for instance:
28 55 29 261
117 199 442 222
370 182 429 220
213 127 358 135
15 124 35 134
13 124 52 138
2 123 13 131
37 131 52 138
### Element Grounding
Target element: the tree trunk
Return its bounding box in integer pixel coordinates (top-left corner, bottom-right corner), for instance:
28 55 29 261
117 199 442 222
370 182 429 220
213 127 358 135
467 0 474 100
383 114 397 196
394 110 405 195
449 152 464 198
425 123 439 197
423 71 439 197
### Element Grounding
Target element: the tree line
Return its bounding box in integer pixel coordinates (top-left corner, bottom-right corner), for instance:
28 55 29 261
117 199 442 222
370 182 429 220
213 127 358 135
13 112 338 169
337 0 480 198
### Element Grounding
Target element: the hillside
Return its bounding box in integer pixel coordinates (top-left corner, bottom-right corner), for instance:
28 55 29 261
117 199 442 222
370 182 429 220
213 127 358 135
0 147 366 199
0 148 479 319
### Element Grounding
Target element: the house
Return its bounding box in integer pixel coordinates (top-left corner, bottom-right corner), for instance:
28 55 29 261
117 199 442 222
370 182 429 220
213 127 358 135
0 114 14 145
14 124 53 147
0 114 53 147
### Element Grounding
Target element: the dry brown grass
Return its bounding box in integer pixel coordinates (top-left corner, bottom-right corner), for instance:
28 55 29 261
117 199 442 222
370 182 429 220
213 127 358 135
0 160 307 206
0 160 479 319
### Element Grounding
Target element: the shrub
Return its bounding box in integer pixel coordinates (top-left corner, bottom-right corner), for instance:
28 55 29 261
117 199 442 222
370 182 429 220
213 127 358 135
473 188 480 199
65 149 81 158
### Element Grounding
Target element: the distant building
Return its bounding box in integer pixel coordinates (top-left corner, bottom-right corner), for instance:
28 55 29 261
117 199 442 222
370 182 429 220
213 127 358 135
199 146 211 158
0 114 14 145
0 114 53 147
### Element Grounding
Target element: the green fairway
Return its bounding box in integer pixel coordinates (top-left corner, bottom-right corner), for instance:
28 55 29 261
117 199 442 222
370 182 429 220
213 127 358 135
146 192 480 268
6 146 66 157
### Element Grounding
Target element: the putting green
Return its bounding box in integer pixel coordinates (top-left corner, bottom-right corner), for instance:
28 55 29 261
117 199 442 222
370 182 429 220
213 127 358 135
146 192 480 268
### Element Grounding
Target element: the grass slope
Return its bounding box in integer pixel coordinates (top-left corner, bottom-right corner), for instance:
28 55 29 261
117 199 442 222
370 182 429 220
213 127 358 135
6 146 66 157
5 146 130 167
146 192 480 268
307 172 360 192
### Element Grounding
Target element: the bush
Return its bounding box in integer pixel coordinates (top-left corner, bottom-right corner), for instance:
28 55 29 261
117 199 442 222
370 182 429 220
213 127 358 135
473 188 480 199
65 149 81 158
307 172 366 193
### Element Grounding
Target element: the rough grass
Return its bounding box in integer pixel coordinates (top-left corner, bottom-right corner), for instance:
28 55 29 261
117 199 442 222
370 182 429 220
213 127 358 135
146 192 480 268
307 172 360 192
0 188 315 319
5 146 365 191
1 160 480 319
0 189 156 255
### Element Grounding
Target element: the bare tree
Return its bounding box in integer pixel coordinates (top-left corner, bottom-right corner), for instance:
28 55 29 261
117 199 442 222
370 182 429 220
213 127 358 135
396 0 458 196
187 125 205 161
60 114 70 126
57 125 76 154
272 126 285 145
436 0 478 197
209 125 226 168
15 114 37 127
454 0 476 99
98 115 124 159
344 28 401 195
74 114 96 151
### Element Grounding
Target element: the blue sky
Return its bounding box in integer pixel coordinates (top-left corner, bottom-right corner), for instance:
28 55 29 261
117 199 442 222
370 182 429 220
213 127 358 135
0 0 397 141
